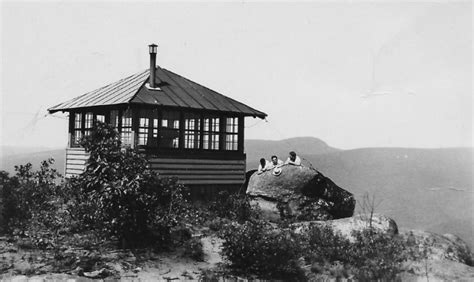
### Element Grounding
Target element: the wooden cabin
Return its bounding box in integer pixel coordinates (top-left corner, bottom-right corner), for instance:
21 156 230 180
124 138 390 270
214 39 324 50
48 44 266 194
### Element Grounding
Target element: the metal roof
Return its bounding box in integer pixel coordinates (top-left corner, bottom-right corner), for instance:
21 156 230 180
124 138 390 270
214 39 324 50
48 67 267 118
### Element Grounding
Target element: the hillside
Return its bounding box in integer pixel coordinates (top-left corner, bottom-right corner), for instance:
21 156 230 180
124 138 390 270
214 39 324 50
292 147 473 249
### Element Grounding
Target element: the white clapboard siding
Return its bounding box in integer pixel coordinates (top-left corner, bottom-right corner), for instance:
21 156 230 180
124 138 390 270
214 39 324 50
148 158 246 185
65 148 89 177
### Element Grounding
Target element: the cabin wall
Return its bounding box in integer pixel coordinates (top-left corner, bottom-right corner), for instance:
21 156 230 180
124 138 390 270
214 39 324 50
148 157 246 185
65 147 89 177
64 148 246 191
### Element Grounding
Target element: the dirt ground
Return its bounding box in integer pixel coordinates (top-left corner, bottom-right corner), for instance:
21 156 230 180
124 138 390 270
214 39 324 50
0 235 224 281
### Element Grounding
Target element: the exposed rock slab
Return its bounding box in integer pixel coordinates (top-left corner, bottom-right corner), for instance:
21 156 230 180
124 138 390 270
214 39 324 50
291 213 398 241
400 229 473 265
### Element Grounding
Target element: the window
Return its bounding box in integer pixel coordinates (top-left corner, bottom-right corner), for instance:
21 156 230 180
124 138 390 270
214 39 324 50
96 114 105 123
184 113 201 149
225 117 239 151
121 109 132 146
160 111 180 148
72 113 83 146
83 112 93 136
203 117 220 150
137 109 159 147
138 118 149 145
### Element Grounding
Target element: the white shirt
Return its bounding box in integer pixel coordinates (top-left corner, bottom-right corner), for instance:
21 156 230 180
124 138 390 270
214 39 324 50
285 156 302 166
258 160 272 173
269 159 284 168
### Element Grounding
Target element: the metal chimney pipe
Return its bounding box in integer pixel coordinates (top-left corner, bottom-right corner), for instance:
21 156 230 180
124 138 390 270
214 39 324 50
148 44 158 88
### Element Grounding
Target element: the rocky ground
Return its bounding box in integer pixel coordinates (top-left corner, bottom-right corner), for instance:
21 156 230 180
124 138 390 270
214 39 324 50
0 234 224 281
1 165 472 281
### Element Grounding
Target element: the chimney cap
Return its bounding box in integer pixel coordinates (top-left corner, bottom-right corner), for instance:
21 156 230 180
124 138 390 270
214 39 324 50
149 43 158 54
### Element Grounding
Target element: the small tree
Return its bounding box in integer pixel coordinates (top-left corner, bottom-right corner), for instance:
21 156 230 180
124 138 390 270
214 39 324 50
358 192 382 229
67 121 188 247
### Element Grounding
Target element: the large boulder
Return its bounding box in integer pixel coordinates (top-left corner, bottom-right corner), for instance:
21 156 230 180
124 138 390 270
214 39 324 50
246 165 355 221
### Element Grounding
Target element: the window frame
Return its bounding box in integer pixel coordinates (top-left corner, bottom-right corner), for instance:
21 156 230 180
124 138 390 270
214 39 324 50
224 117 239 151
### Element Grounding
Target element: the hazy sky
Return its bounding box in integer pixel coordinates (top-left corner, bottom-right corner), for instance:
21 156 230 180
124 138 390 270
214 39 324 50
1 0 472 150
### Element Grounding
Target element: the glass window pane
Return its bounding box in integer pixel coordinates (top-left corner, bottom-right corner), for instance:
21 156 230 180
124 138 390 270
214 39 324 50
160 111 180 148
74 113 82 129
85 112 93 128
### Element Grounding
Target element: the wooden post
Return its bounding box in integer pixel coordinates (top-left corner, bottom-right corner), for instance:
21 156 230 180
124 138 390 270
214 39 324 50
68 112 74 148
199 113 204 150
238 116 244 153
219 116 225 151
179 111 185 149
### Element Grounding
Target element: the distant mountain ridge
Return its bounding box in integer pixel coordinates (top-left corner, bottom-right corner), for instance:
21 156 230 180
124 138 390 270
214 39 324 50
245 137 339 162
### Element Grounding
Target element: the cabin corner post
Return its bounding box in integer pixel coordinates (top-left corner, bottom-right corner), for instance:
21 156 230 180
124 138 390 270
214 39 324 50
238 116 244 153
68 111 74 148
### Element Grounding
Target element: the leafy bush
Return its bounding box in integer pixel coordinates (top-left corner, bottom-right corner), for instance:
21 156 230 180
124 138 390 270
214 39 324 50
208 191 259 223
1 159 63 234
304 224 352 265
219 220 305 280
347 229 405 280
297 224 406 280
182 237 205 261
66 121 190 248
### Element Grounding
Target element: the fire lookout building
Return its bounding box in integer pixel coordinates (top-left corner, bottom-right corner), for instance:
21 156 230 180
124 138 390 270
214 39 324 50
48 44 267 192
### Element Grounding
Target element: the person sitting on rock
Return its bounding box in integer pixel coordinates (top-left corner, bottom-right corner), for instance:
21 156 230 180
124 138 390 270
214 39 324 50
285 151 302 166
257 158 271 174
269 155 284 168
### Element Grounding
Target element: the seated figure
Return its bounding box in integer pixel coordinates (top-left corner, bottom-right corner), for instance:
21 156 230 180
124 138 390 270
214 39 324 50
269 155 284 169
285 151 302 166
257 158 272 174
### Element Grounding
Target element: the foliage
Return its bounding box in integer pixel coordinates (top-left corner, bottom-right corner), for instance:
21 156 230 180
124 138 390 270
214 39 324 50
347 229 405 280
208 191 260 223
0 159 63 235
182 237 205 261
303 224 352 265
66 121 190 248
219 220 305 280
298 222 406 280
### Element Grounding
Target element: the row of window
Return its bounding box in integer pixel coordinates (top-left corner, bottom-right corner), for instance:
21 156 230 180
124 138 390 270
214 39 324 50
71 109 240 151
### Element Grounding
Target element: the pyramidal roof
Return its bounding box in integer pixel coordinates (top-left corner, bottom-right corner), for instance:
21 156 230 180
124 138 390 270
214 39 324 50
48 67 266 119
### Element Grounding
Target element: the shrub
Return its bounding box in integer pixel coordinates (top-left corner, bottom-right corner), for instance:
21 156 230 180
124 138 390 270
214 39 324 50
304 224 352 265
347 229 405 280
208 191 259 223
67 121 190 248
219 220 305 280
1 159 62 234
182 237 205 261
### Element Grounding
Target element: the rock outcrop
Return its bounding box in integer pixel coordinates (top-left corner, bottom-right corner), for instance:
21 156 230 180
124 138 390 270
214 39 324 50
246 165 355 221
399 229 473 265
291 213 398 241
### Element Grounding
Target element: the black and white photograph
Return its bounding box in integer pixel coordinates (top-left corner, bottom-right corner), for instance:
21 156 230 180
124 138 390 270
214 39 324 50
0 0 472 280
